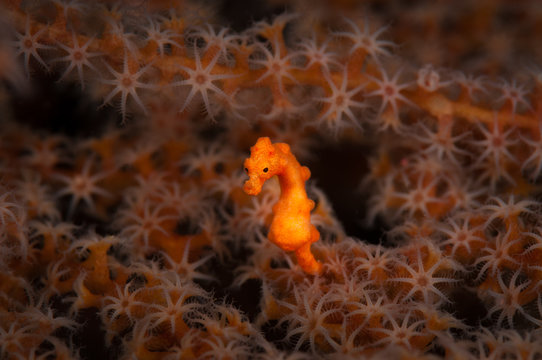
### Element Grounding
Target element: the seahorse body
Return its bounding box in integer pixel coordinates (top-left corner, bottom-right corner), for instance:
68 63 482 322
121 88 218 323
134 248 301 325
243 137 322 274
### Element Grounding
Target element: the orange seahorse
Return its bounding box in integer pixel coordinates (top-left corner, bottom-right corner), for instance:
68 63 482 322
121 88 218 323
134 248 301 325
243 137 322 274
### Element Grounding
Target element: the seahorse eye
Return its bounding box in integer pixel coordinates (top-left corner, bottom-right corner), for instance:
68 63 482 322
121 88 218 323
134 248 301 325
244 167 248 173
263 167 268 173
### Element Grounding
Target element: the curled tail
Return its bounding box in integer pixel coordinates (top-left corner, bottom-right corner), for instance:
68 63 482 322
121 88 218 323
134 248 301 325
295 241 322 274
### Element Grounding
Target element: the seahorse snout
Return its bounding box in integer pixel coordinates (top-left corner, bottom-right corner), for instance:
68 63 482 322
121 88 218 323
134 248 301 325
243 177 263 196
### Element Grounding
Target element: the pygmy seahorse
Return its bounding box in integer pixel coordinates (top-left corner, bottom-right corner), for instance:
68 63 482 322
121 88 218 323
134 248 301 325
243 137 322 274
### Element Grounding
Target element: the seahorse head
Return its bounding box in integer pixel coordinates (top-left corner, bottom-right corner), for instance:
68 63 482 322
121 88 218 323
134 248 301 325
243 137 283 196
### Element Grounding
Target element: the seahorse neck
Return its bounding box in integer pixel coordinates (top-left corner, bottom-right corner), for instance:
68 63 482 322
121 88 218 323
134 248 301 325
276 156 306 200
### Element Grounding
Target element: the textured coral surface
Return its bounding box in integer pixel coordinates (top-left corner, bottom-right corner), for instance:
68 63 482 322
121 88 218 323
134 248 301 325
1 0 542 359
